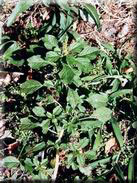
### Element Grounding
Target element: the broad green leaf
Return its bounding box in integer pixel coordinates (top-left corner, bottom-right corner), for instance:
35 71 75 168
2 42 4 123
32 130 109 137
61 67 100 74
60 12 66 29
93 130 102 151
4 156 20 168
43 34 58 50
79 137 89 148
59 64 75 84
32 142 46 152
81 75 98 81
120 59 129 71
78 46 99 58
68 41 83 53
128 155 135 183
32 106 46 117
33 157 40 167
105 56 113 72
101 43 115 52
52 14 57 26
67 88 81 109
80 120 103 130
3 42 20 60
77 154 85 166
7 0 34 27
72 73 82 87
42 0 51 7
71 162 78 170
0 39 13 50
110 89 132 99
41 120 50 134
20 80 42 95
47 112 53 119
53 106 62 116
79 166 92 176
60 11 73 33
27 44 39 53
90 155 117 169
85 150 96 160
65 13 73 29
20 117 38 130
76 57 90 64
111 79 121 93
87 94 108 108
76 57 92 73
8 58 24 67
66 56 77 65
84 4 100 29
51 14 56 27
67 153 74 166
111 118 124 148
27 55 47 69
78 104 86 113
46 51 60 63
56 0 71 11
24 158 33 172
43 80 54 88
132 121 137 129
92 107 112 122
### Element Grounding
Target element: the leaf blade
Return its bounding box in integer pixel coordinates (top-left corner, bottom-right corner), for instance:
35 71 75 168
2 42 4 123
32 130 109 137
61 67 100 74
7 0 34 27
84 4 100 29
111 118 124 148
20 80 42 95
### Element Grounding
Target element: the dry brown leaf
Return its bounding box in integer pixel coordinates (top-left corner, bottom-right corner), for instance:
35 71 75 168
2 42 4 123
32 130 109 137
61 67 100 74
125 67 134 73
105 137 118 154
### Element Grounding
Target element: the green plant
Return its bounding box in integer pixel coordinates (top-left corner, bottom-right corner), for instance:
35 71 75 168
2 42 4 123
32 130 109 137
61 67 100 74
1 1 137 182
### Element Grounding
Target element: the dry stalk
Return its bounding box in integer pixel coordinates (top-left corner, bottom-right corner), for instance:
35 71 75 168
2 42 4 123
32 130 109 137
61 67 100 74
51 152 60 183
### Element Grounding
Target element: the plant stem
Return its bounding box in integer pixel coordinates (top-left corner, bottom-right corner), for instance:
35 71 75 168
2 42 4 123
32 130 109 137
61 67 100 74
51 152 60 183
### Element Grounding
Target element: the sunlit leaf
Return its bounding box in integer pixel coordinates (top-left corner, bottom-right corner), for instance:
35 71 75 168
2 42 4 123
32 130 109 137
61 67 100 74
4 156 20 168
79 137 89 148
32 142 46 152
78 46 99 58
27 55 48 69
32 106 46 117
59 64 75 84
67 88 82 109
85 150 96 160
93 130 102 151
87 93 108 108
43 34 58 50
77 154 85 166
20 80 42 95
20 117 38 130
79 166 91 176
80 120 103 130
110 89 132 99
92 107 112 122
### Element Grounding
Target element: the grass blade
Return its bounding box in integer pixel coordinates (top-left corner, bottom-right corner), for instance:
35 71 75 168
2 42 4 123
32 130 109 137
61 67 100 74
128 155 135 183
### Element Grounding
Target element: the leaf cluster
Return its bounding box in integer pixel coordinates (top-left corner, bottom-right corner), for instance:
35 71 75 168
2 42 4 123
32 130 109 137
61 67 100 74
1 1 137 182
